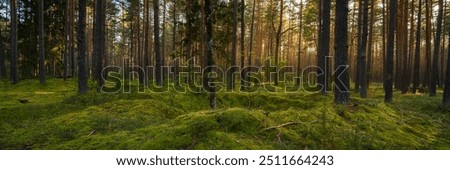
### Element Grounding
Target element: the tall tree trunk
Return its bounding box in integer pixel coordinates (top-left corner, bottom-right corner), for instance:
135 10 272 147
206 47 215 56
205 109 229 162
70 0 75 77
154 0 162 85
248 0 256 83
185 0 193 84
162 0 166 81
407 0 415 91
441 1 447 88
144 0 149 84
334 0 350 104
318 0 330 93
63 0 70 81
358 0 369 98
385 0 397 102
413 0 422 94
240 0 245 88
172 0 178 84
204 0 215 109
296 0 303 86
274 0 285 86
0 26 5 79
78 0 88 94
430 0 444 96
382 0 386 87
355 0 363 92
400 0 410 94
444 30 450 106
423 0 432 88
10 0 18 84
94 0 106 89
38 0 45 84
366 0 375 87
229 0 238 89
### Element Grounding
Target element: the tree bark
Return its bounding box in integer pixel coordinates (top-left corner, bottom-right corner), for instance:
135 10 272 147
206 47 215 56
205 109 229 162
423 0 432 88
154 0 162 85
296 0 303 86
385 0 397 102
366 0 375 87
240 0 245 88
10 0 18 84
229 0 238 89
444 30 450 106
334 0 350 104
357 0 369 98
318 0 330 93
78 0 88 94
248 0 256 83
38 0 46 84
430 0 444 96
413 0 422 94
94 0 106 89
204 0 216 109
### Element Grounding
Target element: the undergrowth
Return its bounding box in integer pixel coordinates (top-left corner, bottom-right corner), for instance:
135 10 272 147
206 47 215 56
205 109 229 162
0 79 449 149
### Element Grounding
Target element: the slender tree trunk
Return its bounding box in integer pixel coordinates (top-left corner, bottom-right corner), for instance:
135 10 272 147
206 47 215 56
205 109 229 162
355 0 363 92
240 0 245 88
430 0 444 96
144 0 150 85
38 0 46 84
318 0 330 93
0 26 5 79
358 0 369 98
63 0 70 81
162 0 166 81
444 30 450 106
204 0 216 109
172 0 178 84
334 0 350 104
154 0 162 85
10 0 18 84
78 0 88 94
229 0 238 89
70 0 75 77
185 1 193 84
94 0 106 89
382 0 386 88
248 0 256 83
296 0 303 86
413 0 422 94
274 0 285 86
423 0 432 88
400 0 410 94
407 0 415 91
366 0 375 87
385 0 397 102
441 1 447 88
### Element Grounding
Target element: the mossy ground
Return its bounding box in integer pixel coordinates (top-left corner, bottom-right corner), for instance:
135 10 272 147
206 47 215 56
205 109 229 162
0 79 449 149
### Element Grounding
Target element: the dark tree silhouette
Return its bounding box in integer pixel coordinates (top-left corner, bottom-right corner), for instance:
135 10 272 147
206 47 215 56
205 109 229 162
77 0 88 94
430 0 444 96
154 0 162 86
384 0 397 102
204 0 215 109
94 0 106 89
357 0 369 98
413 0 422 94
10 0 18 84
38 0 45 84
334 0 350 104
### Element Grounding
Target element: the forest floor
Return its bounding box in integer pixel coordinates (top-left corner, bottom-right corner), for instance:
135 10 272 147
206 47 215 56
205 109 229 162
0 79 449 150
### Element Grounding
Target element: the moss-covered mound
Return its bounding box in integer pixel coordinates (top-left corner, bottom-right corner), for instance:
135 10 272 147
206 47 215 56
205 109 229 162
0 79 449 149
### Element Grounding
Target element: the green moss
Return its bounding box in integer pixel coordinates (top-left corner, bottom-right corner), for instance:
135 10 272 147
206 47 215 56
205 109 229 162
0 79 449 149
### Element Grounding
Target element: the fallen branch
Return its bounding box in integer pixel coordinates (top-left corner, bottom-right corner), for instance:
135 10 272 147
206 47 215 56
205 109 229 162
262 120 318 131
